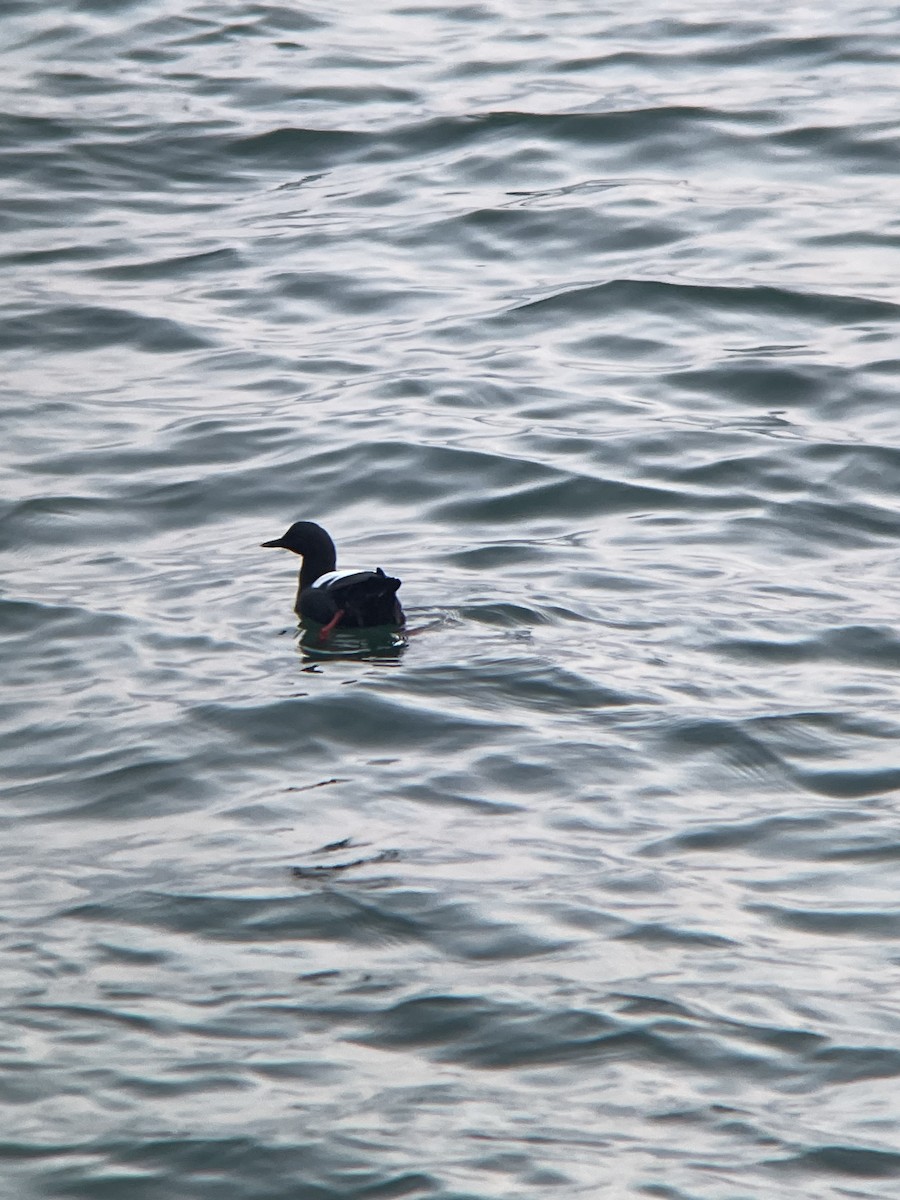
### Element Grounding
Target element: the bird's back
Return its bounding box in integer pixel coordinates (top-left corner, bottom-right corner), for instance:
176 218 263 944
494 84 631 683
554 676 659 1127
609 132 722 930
299 568 404 627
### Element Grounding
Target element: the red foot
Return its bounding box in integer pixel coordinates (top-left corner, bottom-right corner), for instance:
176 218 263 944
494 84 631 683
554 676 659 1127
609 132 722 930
318 609 345 642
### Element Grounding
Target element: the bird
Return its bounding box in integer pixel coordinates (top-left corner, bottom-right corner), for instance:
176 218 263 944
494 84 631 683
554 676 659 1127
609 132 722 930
261 521 404 638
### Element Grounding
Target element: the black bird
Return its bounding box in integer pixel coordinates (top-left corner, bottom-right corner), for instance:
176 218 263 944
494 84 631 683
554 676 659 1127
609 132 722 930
262 521 404 638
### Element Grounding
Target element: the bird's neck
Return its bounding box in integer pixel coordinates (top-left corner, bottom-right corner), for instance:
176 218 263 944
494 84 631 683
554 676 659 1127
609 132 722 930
299 551 336 591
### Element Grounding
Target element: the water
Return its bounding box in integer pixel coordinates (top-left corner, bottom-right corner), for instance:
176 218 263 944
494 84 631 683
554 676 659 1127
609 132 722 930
3 1 900 1196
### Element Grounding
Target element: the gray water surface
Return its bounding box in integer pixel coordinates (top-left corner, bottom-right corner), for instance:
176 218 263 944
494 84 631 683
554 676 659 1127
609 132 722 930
3 2 900 1197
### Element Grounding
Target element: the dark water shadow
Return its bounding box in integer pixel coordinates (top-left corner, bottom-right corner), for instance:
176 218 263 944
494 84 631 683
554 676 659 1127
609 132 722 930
296 619 408 663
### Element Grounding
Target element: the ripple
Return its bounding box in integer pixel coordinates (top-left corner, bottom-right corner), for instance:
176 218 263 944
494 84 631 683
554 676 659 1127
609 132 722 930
0 304 212 353
228 126 371 164
750 905 900 938
770 1145 900 1179
66 885 563 961
716 624 900 668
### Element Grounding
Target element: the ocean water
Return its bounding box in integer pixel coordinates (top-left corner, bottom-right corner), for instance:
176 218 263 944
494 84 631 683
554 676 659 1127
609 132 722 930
3 1 900 1196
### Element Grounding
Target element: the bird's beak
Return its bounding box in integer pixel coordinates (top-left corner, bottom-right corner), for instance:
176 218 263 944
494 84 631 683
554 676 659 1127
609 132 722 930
261 538 286 549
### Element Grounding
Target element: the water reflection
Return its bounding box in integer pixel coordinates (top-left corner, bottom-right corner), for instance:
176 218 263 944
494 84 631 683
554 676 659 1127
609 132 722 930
298 620 408 662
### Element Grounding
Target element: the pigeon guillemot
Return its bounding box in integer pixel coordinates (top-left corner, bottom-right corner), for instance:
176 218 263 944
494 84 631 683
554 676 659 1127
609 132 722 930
262 521 404 638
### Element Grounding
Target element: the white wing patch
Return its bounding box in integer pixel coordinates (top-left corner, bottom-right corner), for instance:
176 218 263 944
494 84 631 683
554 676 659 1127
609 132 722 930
310 569 365 589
